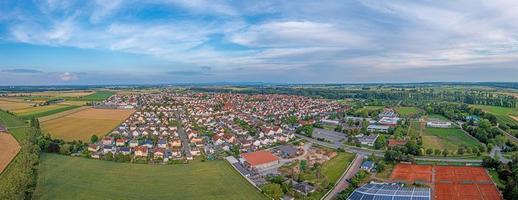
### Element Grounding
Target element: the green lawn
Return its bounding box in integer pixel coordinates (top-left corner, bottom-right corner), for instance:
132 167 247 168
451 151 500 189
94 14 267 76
422 127 481 151
426 114 450 121
396 107 421 118
0 110 29 141
488 169 504 189
375 163 395 180
68 91 114 101
472 105 518 126
321 152 355 184
34 154 266 200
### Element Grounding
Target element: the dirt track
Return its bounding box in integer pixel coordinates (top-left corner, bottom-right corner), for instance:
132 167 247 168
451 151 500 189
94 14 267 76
0 133 21 173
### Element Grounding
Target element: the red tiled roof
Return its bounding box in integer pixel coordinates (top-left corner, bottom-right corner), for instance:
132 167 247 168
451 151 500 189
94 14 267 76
388 139 407 146
241 151 278 167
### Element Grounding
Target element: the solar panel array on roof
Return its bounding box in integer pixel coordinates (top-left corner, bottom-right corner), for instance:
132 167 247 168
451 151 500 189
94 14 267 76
348 183 431 200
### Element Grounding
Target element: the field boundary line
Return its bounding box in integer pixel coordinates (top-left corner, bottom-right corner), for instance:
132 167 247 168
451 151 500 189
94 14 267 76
38 106 91 122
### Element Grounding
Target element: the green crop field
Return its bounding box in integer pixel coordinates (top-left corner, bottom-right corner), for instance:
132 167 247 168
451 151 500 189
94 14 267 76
472 105 518 126
34 154 266 200
422 127 481 151
68 91 115 101
321 152 355 184
396 107 421 117
14 105 80 120
0 110 29 141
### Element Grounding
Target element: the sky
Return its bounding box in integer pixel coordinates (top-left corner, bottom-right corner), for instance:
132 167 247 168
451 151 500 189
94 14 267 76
1 0 518 85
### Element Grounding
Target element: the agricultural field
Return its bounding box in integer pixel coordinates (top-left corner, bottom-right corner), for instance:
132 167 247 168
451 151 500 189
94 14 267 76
472 105 518 126
0 98 35 111
41 108 134 141
9 90 95 98
34 154 266 200
38 106 90 122
13 104 80 119
396 107 421 118
0 110 29 141
67 91 115 101
0 133 20 174
421 127 481 151
321 152 355 184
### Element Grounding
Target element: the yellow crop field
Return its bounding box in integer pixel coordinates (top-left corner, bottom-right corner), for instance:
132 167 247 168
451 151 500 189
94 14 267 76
0 98 34 111
42 108 135 141
0 133 20 173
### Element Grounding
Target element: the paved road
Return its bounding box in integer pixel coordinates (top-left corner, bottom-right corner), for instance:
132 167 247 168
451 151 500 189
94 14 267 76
490 146 511 164
497 126 518 144
323 155 363 200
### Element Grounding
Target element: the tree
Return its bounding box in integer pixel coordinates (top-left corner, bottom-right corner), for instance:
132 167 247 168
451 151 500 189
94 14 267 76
434 149 441 156
30 116 40 129
426 148 433 156
442 149 449 157
457 147 465 155
90 135 99 143
261 183 283 199
374 135 387 149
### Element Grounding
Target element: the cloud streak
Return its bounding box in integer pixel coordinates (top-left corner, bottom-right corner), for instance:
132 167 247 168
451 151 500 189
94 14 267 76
1 0 518 84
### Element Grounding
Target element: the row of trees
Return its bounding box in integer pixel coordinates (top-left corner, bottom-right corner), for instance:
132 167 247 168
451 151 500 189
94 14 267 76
482 156 518 199
0 117 41 199
192 87 517 108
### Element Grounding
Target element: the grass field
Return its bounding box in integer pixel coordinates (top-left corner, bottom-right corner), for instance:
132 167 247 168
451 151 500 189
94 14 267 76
422 127 481 151
472 105 518 126
42 108 134 141
38 106 90 122
426 114 450 121
0 110 29 141
321 152 355 184
13 105 80 119
67 91 114 101
10 91 95 98
396 107 421 117
0 133 20 174
34 154 266 200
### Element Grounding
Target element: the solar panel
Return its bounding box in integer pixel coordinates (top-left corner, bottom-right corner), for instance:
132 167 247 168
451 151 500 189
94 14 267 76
347 183 431 200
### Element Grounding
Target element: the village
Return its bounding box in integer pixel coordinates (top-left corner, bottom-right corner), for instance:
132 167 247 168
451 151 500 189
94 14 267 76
87 92 349 163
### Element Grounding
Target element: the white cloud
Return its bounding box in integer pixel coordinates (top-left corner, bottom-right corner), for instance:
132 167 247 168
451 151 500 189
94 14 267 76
228 21 368 48
59 72 77 81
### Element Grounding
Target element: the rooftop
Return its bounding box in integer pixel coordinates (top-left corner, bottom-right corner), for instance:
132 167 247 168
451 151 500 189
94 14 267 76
241 150 279 167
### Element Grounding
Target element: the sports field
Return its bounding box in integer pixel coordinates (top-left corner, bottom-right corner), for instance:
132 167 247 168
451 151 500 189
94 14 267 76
390 164 502 200
472 105 518 125
0 133 20 174
421 127 480 151
321 152 355 184
41 108 134 141
34 154 266 200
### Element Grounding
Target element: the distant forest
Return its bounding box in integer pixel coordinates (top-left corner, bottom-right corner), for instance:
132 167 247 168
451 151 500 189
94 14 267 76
192 87 517 108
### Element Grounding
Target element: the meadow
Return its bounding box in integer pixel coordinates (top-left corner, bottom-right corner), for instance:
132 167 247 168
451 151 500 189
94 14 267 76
0 110 29 141
321 152 355 184
472 105 518 126
67 91 115 101
422 127 481 151
34 154 266 200
42 108 134 141
396 106 421 118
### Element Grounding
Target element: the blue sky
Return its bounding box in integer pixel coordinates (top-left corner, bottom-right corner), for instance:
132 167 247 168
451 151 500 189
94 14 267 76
1 0 518 85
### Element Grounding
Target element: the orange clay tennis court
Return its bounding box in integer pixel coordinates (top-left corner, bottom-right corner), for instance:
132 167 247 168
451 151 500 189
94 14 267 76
390 164 502 200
